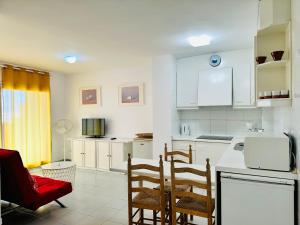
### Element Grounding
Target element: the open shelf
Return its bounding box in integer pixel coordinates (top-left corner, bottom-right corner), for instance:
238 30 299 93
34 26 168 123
255 22 291 107
256 98 291 107
257 22 289 36
256 60 288 70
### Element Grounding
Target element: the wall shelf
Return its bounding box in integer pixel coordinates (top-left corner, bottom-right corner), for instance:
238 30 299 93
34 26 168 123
256 60 288 70
256 98 291 107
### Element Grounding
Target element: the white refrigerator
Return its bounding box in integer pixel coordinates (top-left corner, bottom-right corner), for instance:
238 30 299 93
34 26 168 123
221 173 294 225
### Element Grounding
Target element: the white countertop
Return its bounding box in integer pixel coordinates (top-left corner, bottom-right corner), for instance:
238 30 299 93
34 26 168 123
69 137 133 143
215 137 298 180
172 135 232 144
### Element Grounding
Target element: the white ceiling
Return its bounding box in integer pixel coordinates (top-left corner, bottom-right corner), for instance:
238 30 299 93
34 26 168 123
0 0 258 74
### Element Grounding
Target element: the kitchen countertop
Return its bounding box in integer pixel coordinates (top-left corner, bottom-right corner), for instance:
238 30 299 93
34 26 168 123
172 135 232 144
216 137 298 180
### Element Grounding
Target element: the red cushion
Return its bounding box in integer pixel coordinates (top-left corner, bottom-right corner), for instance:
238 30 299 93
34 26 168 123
30 175 72 210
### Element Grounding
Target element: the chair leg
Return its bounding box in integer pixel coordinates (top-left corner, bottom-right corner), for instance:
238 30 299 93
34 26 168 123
55 200 66 208
168 193 172 225
153 210 157 225
172 208 177 225
190 186 193 221
128 206 133 225
140 209 144 224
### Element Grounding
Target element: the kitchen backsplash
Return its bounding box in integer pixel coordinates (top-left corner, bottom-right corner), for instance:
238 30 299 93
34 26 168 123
178 107 274 136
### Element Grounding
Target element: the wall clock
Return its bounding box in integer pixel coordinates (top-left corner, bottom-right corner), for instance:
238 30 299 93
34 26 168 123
209 55 221 67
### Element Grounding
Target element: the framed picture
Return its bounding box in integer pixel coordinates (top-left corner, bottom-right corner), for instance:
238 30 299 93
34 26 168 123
80 87 101 106
119 83 144 106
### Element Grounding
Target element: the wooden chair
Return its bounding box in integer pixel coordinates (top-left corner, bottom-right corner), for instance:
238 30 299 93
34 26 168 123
162 143 193 223
128 154 166 225
164 143 192 164
170 157 215 225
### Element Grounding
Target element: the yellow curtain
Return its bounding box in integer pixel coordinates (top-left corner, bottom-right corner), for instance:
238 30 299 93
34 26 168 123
1 65 52 168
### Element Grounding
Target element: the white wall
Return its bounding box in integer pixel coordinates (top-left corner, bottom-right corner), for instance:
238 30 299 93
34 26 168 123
152 55 178 158
64 62 153 158
50 72 66 161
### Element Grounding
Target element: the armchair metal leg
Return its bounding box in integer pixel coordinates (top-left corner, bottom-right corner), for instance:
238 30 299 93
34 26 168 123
55 200 66 208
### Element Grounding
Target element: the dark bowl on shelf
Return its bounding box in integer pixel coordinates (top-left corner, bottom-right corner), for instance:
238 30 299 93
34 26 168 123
256 56 267 64
271 51 284 61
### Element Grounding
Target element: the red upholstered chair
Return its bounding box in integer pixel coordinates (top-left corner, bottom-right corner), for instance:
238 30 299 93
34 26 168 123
0 149 72 211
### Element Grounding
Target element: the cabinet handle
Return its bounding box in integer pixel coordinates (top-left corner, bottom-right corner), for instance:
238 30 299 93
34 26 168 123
140 143 144 146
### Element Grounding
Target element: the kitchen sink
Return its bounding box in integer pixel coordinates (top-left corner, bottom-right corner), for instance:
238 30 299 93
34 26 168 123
196 135 233 141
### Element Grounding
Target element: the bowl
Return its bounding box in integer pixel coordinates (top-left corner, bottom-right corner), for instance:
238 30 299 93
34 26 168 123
271 51 284 61
256 56 267 64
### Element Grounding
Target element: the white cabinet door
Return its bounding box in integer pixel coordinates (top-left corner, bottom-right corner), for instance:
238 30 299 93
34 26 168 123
195 142 229 165
198 68 233 106
84 140 96 168
233 63 253 107
111 142 133 170
72 140 84 167
176 59 199 108
110 143 125 170
97 142 110 170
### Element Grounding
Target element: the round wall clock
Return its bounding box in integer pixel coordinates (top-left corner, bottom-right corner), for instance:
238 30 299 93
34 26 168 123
209 55 221 67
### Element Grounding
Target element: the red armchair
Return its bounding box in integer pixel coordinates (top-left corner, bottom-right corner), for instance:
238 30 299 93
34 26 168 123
0 149 72 210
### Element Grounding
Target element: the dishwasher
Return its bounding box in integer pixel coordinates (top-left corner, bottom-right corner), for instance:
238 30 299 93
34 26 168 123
221 172 294 225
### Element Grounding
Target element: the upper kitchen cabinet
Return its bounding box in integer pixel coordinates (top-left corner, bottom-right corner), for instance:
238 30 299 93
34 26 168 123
176 49 255 108
258 0 291 30
176 58 199 109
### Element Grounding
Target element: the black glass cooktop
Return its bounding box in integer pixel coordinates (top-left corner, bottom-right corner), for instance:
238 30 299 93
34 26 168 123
196 135 233 141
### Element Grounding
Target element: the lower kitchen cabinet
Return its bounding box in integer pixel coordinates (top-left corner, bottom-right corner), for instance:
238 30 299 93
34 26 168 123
172 140 230 165
195 142 229 165
71 138 132 171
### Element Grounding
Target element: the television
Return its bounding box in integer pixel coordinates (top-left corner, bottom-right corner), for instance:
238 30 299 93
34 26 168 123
82 118 105 138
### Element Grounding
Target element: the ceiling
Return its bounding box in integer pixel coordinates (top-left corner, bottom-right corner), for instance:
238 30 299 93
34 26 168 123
0 0 258 75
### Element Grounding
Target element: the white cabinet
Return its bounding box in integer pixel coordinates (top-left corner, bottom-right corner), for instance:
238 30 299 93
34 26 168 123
71 138 132 171
97 141 110 170
195 142 229 165
84 140 96 168
176 58 199 108
258 0 291 30
133 140 153 159
110 142 132 170
72 140 84 167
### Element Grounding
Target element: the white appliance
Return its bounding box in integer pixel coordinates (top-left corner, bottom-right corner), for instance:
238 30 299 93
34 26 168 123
221 173 294 225
181 124 190 136
132 140 153 159
244 133 292 171
197 67 232 106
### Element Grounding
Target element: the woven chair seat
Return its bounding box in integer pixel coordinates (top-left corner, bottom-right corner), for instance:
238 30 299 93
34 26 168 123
177 197 215 213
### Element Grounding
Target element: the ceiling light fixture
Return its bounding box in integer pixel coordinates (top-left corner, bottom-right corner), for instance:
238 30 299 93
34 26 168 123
187 35 211 47
64 55 77 64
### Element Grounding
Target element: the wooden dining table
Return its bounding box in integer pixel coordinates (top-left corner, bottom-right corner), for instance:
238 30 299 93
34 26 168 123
121 158 216 185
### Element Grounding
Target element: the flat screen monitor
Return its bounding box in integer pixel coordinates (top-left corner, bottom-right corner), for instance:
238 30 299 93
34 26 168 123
82 118 105 138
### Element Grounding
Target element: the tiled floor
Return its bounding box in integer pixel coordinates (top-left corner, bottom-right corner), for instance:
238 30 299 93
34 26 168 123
2 169 208 225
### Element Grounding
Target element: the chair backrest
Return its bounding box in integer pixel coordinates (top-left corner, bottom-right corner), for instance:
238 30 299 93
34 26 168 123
170 157 213 218
0 149 37 207
164 143 192 164
127 154 165 210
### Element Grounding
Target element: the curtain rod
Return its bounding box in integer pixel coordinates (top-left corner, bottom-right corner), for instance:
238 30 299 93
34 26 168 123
0 64 49 75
